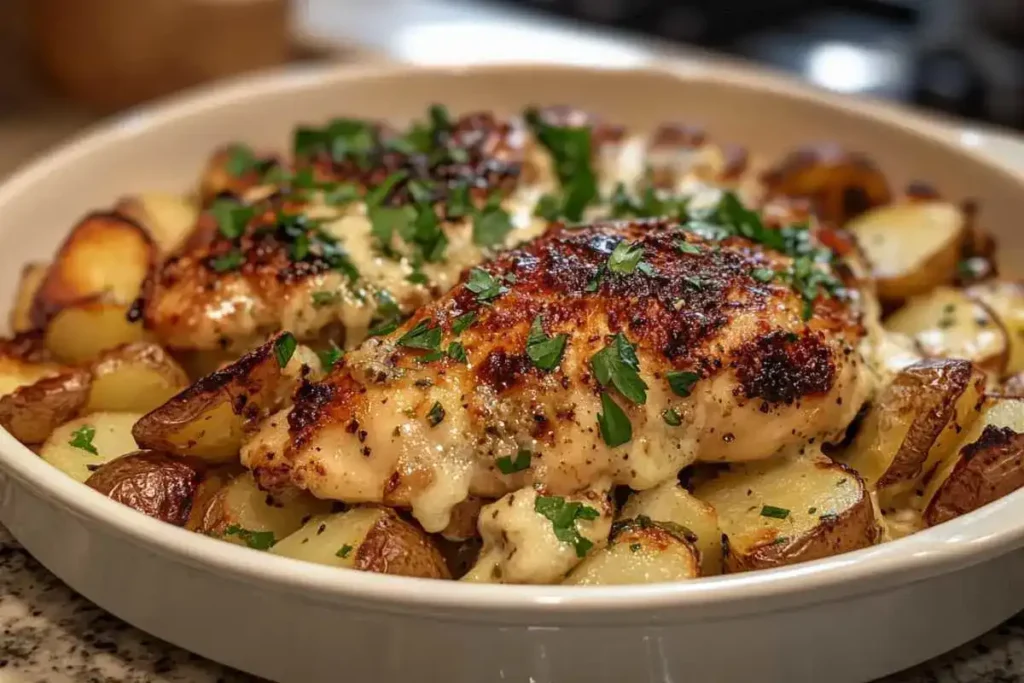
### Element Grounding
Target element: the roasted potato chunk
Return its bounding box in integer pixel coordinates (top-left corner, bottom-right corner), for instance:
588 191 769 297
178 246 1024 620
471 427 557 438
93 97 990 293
564 516 701 585
114 193 199 254
39 412 143 483
966 280 1024 376
31 212 155 328
620 481 723 575
0 369 91 444
132 333 296 463
848 201 964 302
760 144 892 226
86 342 189 414
271 506 451 579
923 396 1024 526
198 144 279 205
0 335 65 397
189 471 331 548
695 452 880 572
884 286 1009 376
10 263 48 333
844 359 986 507
43 300 149 364
85 450 205 526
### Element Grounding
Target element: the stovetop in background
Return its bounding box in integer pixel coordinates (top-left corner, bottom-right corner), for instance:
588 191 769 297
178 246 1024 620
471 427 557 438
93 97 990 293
492 0 1024 129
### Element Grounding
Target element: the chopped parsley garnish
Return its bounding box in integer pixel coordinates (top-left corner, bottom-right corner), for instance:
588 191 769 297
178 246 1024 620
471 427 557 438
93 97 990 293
534 193 563 221
608 184 689 221
607 240 644 275
416 350 445 364
534 495 600 558
786 255 844 321
760 505 790 520
526 316 568 372
398 319 442 351
667 370 699 398
473 205 513 248
406 271 429 286
210 249 244 273
591 333 647 404
465 268 507 302
364 171 408 208
676 240 701 255
447 341 467 362
524 108 598 221
336 544 354 559
369 205 416 252
367 290 404 337
446 185 473 219
751 268 776 283
662 408 682 426
428 104 452 134
496 449 532 474
68 425 98 455
209 199 255 240
451 311 476 335
311 290 342 308
224 525 276 551
322 183 360 206
224 144 258 177
274 332 297 368
426 401 446 427
293 118 376 166
597 391 632 447
637 261 656 277
407 179 434 204
629 542 642 553
317 342 344 372
585 266 605 293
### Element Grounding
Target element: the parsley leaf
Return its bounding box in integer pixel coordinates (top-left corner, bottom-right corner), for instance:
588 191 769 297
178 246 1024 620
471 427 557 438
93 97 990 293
447 341 467 362
524 109 598 221
317 342 344 372
364 171 408 208
662 408 682 426
496 449 532 474
323 183 361 206
274 332 297 368
68 425 98 455
676 240 701 255
526 315 568 371
534 495 600 557
591 333 647 404
398 319 442 351
426 401 445 427
473 206 513 248
597 391 632 447
607 240 644 275
209 199 254 240
451 311 476 335
224 144 258 177
311 290 342 308
210 249 244 273
667 370 699 398
751 268 776 283
367 290 404 337
465 268 507 302
760 505 790 520
224 525 276 551
446 185 473 219
369 205 416 252
336 544 354 559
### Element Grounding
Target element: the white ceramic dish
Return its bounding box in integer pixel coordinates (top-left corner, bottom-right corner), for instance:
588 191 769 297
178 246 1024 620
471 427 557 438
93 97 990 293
2 63 1024 683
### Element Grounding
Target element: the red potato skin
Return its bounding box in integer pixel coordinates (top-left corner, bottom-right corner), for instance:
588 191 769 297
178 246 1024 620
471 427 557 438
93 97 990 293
86 450 206 526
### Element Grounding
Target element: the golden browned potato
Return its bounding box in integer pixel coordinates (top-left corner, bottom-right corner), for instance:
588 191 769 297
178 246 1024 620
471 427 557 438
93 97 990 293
966 280 1024 376
0 333 66 397
31 212 155 329
39 412 143 482
695 452 880 572
9 263 48 333
85 450 205 525
884 286 1009 376
760 144 892 226
563 516 701 585
620 480 723 575
189 471 331 548
43 300 149 364
271 506 451 579
843 359 987 507
85 342 189 414
847 201 965 302
0 369 91 444
114 193 199 254
132 333 296 463
922 396 1024 526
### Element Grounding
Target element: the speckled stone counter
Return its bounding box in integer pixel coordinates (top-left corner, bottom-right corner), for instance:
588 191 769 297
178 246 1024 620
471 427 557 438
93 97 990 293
0 526 1018 682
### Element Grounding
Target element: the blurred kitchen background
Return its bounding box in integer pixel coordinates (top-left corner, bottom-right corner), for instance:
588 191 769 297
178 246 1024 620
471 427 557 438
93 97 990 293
1 0 1023 177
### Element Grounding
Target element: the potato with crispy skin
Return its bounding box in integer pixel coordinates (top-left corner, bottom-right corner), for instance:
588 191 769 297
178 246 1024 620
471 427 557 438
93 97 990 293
922 396 1024 526
189 471 331 548
85 450 205 525
9 263 48 333
760 144 892 226
843 359 987 507
0 369 91 444
271 505 451 579
695 452 880 572
114 193 199 254
848 201 965 302
884 286 1009 376
43 300 149 364
85 342 189 414
966 280 1024 376
563 516 701 585
40 413 143 482
620 480 723 575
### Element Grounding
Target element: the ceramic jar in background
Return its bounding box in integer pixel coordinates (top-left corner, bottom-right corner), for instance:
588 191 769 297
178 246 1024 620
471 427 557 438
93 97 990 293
29 0 291 111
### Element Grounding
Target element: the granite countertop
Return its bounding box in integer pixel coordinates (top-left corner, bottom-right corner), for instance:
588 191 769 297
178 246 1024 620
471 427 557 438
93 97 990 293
0 519 1017 682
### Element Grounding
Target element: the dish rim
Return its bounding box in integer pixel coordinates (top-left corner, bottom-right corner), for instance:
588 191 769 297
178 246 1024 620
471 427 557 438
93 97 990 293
3 61 1024 617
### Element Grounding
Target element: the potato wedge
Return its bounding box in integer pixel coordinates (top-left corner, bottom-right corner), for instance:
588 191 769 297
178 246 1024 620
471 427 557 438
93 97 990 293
0 369 91 444
884 286 1009 376
843 359 987 507
43 300 148 364
114 193 199 254
132 333 295 463
760 144 892 226
85 342 189 414
39 412 143 483
620 481 723 575
564 516 701 585
31 212 155 328
190 470 331 548
923 396 1024 526
271 506 451 579
848 201 964 302
10 263 48 333
967 280 1024 376
694 452 880 572
85 450 205 526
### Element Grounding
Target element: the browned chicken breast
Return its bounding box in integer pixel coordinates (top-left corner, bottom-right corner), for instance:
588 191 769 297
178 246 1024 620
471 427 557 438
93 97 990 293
243 212 872 532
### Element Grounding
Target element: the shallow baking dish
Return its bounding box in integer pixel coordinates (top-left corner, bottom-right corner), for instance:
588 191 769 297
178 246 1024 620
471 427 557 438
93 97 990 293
1 63 1024 683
